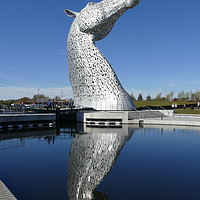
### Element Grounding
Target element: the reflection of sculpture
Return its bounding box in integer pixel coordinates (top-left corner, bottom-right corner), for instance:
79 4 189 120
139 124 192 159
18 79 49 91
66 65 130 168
64 0 139 110
67 126 133 200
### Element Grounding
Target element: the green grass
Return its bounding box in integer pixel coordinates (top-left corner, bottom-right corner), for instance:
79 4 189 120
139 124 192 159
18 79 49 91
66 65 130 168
134 101 200 115
134 101 172 107
175 108 200 114
134 101 195 108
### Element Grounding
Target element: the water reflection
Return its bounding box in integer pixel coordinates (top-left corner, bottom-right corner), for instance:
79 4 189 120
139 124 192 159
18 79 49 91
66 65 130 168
0 128 58 150
67 124 133 200
1 125 200 199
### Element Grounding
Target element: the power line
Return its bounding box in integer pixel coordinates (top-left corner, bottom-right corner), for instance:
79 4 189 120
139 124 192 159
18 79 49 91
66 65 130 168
0 78 31 87
0 66 69 86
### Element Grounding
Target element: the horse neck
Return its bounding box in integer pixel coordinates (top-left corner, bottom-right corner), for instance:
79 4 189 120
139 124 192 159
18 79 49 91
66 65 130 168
67 20 96 57
67 19 116 78
67 19 123 99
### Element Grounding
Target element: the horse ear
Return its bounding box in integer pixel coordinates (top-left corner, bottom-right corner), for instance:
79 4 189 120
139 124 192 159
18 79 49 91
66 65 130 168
64 9 77 18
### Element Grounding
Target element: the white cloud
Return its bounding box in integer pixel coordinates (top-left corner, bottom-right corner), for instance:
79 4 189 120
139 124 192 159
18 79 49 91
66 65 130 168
168 81 180 87
52 50 67 56
0 86 73 100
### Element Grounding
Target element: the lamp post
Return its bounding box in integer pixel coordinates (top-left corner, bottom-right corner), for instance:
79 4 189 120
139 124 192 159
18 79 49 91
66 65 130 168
61 91 63 100
38 89 39 107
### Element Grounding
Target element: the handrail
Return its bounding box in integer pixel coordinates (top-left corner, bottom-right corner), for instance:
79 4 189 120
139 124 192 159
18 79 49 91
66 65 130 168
1 107 24 115
157 105 171 117
0 107 36 115
143 105 152 110
143 105 164 120
132 106 138 111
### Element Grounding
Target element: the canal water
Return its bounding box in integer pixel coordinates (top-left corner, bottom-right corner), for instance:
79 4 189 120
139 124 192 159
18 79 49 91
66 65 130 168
1 124 200 200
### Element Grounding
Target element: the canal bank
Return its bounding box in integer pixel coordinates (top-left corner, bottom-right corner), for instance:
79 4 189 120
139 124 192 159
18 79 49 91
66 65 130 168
77 110 200 127
0 113 56 130
129 115 200 127
1 110 200 130
0 180 16 200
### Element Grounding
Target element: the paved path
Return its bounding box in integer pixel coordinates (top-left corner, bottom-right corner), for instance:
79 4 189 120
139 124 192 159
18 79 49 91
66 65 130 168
0 181 17 200
129 114 200 127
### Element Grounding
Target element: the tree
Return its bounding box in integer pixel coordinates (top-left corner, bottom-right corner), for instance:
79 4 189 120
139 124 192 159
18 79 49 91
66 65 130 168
137 94 143 101
185 92 190 101
178 90 185 101
32 94 46 103
18 97 31 103
155 93 162 101
190 91 195 101
194 90 200 101
146 94 151 101
166 91 174 101
161 97 166 101
130 93 136 101
165 93 171 101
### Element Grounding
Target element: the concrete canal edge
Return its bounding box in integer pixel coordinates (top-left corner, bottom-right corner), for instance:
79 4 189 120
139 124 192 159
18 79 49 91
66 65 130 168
76 110 200 127
1 110 200 130
0 113 56 130
0 180 17 200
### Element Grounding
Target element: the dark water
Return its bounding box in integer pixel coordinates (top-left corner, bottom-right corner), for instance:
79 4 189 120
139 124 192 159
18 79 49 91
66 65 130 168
1 125 200 200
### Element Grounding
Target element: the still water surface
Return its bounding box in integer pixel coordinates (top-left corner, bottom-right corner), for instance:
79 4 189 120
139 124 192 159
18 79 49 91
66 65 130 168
1 125 200 200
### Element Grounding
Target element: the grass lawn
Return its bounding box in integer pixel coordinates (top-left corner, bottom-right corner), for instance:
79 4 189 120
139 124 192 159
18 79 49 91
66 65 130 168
134 101 172 107
134 101 200 114
175 108 200 114
134 101 195 107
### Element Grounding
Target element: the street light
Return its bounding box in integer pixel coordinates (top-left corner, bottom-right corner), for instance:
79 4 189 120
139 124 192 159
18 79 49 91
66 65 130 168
61 91 63 100
38 89 39 107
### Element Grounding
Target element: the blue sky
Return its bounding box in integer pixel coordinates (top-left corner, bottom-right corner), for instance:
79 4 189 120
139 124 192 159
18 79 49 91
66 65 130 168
0 0 200 100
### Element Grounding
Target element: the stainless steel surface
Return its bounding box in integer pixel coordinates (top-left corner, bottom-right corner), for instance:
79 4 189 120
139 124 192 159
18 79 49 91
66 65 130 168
65 0 139 110
67 126 132 199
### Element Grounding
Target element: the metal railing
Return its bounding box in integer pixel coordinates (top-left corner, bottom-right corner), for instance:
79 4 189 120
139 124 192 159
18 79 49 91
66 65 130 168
1 107 23 115
143 105 152 110
157 105 172 117
143 105 164 120
0 107 36 115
